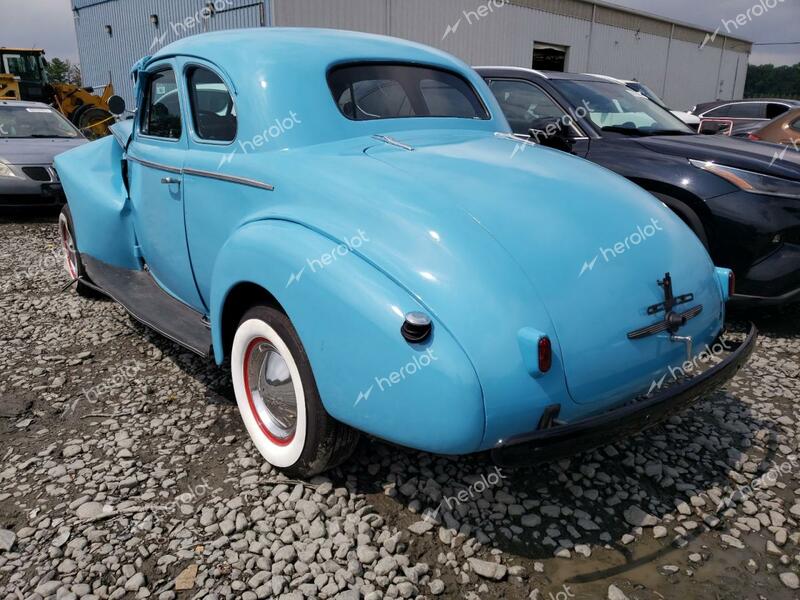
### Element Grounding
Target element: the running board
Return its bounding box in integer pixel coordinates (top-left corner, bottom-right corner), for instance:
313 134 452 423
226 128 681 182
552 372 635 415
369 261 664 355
82 256 212 357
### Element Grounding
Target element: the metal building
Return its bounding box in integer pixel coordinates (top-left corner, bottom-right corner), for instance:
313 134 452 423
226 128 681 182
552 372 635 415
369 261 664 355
71 0 752 110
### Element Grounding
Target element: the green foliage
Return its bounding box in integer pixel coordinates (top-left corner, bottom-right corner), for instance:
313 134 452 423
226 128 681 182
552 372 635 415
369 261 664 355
45 58 82 86
745 63 800 99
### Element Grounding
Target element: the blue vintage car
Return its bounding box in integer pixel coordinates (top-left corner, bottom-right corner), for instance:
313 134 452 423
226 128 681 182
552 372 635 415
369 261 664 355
54 28 756 477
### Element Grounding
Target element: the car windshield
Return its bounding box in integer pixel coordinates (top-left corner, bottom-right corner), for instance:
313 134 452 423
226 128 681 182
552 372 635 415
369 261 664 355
328 63 489 121
552 80 693 136
0 105 81 138
626 82 669 111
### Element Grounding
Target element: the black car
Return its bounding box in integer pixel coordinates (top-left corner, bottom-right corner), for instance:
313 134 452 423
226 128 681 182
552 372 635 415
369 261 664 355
691 98 800 137
476 68 800 307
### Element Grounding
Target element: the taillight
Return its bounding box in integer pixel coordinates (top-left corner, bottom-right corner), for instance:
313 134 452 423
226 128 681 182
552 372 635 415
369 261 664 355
729 271 736 297
747 133 761 141
538 336 552 373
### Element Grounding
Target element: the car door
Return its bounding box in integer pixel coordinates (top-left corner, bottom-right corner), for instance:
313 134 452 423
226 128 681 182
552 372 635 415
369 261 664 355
127 63 206 311
484 77 589 157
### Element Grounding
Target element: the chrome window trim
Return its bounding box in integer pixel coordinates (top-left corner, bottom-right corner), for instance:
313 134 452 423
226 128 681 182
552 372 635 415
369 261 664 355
127 153 275 191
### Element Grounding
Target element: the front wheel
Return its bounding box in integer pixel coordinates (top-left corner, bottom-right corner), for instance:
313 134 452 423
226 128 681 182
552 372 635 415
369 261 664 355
231 306 359 478
59 205 99 298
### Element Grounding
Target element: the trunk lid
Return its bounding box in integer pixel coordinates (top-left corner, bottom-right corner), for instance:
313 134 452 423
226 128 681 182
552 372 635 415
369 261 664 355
364 130 725 406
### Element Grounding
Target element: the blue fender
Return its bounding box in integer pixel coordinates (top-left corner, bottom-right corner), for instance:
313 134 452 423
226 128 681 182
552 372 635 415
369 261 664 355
209 219 486 455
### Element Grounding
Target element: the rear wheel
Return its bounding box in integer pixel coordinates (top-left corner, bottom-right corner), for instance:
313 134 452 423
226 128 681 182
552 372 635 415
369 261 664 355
231 305 359 477
59 205 99 298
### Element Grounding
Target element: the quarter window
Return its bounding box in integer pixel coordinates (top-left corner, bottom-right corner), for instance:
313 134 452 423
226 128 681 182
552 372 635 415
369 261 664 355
766 103 790 119
187 67 237 142
142 69 182 139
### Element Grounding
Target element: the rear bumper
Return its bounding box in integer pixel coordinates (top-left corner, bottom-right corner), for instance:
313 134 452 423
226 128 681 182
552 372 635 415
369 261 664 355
492 324 757 466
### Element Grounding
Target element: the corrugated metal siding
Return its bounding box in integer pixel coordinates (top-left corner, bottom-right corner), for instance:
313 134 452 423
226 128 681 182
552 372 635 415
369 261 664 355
73 0 266 105
273 0 388 34
509 0 592 20
588 25 671 89
73 0 751 108
594 5 672 37
664 40 727 108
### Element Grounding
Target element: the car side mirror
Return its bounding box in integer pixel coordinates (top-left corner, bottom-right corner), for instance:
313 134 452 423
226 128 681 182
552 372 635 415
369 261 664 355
528 117 575 153
107 95 127 116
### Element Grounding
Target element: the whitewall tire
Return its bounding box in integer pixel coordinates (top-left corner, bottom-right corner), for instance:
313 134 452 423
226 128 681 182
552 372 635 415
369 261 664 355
231 306 359 477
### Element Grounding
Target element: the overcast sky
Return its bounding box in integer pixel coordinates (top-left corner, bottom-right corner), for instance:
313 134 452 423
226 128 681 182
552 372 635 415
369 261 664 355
0 0 797 67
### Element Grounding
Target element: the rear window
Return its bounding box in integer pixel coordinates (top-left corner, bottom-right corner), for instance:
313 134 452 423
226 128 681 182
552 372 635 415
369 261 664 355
328 63 489 121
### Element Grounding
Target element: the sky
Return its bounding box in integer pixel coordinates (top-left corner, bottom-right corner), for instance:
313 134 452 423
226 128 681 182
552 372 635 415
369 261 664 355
0 0 797 67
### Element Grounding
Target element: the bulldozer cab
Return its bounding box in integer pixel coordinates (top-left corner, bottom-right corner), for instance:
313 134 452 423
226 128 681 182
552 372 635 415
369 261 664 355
0 48 49 102
0 47 117 139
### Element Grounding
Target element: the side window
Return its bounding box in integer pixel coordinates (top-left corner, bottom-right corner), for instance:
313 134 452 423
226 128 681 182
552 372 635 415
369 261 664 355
142 69 182 139
791 118 800 134
187 66 237 142
727 103 766 119
487 79 572 136
767 103 789 120
703 105 728 118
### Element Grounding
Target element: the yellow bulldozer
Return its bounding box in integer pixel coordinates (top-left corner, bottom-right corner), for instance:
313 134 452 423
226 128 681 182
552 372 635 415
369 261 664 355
0 48 115 139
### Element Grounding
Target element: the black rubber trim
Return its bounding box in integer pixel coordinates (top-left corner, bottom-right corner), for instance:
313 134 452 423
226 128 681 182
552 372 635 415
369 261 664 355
491 324 757 467
82 255 212 357
730 287 800 308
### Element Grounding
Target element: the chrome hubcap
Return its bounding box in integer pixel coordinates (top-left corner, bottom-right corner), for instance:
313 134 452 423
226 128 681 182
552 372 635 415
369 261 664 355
245 339 297 441
59 215 78 279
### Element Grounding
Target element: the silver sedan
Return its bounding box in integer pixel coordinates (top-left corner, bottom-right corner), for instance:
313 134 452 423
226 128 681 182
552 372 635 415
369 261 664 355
0 100 87 207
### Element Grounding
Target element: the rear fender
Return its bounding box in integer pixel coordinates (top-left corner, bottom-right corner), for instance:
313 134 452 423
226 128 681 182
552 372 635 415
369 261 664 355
210 219 486 455
54 135 138 270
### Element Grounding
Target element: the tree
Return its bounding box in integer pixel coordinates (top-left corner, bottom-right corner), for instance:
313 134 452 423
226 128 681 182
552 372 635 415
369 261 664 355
45 58 81 86
745 63 800 99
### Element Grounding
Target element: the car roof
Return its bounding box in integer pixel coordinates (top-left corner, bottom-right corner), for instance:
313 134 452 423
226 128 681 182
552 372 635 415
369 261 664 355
474 67 621 84
699 98 800 110
151 27 464 74
145 28 506 150
0 99 53 109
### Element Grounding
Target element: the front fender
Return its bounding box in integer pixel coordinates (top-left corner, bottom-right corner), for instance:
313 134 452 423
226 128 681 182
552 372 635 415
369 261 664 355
209 219 485 455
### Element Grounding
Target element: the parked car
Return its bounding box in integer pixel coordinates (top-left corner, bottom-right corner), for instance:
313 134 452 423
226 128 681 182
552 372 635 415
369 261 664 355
587 74 699 127
477 67 800 307
0 99 86 207
691 98 800 137
747 107 800 148
55 29 754 476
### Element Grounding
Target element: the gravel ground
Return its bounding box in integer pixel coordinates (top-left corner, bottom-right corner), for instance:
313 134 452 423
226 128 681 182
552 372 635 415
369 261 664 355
1 212 799 600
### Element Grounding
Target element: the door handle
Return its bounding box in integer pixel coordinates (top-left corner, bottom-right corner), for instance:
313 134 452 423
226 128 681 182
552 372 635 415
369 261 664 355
161 177 181 185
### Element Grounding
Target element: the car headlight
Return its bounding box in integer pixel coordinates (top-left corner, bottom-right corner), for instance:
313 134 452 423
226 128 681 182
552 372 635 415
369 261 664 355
0 161 16 178
690 160 800 199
